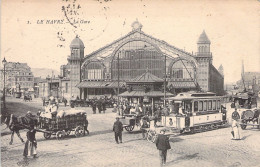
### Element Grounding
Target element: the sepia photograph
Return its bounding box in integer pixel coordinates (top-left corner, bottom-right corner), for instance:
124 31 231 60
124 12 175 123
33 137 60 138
1 0 260 166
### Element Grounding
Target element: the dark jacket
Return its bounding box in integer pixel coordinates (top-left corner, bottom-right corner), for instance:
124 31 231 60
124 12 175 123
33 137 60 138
113 120 123 133
232 111 240 120
155 134 171 150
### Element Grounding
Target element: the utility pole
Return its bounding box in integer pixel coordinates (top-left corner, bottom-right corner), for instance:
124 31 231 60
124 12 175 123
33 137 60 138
2 58 7 109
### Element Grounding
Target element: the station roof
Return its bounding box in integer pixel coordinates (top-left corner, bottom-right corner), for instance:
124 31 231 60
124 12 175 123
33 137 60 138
168 81 197 88
119 90 173 97
129 71 164 83
76 81 125 88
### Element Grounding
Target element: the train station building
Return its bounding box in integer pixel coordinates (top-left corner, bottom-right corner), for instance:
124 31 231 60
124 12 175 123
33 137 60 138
40 21 224 99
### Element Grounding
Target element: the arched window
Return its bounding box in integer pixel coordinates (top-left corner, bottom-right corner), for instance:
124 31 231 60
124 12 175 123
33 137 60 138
171 60 195 80
111 40 163 80
83 62 103 80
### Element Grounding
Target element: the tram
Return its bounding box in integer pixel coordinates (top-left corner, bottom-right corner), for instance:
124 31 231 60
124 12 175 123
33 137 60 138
162 91 228 133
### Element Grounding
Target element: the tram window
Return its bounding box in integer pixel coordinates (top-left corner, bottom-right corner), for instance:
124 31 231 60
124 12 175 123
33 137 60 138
199 101 203 111
203 101 207 111
217 100 220 109
213 100 216 110
194 101 198 112
208 101 212 110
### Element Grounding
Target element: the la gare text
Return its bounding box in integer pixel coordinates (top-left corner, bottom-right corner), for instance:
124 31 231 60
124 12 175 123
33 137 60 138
37 19 90 24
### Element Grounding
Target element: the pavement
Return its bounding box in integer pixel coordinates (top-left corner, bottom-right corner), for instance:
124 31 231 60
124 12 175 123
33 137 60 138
1 98 260 167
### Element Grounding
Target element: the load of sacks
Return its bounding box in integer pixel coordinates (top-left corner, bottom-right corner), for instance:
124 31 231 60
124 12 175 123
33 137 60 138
39 108 87 119
56 108 87 118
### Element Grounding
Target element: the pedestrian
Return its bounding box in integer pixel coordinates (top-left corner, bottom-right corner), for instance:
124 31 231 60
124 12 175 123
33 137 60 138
169 118 173 126
97 99 102 114
91 100 97 114
113 117 123 144
102 100 106 114
231 108 242 140
141 118 149 139
63 98 67 107
155 129 171 166
23 125 38 158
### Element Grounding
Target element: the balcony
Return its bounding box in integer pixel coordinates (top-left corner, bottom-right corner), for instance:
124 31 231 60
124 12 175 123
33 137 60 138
195 52 212 57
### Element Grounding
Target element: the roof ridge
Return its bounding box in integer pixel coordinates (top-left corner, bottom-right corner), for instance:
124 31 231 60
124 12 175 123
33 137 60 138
84 30 194 59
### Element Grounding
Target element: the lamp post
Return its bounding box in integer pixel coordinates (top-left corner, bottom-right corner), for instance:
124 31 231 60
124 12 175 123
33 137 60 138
2 57 7 109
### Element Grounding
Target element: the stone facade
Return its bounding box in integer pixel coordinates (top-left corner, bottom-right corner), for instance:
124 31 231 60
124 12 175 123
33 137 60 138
0 62 34 94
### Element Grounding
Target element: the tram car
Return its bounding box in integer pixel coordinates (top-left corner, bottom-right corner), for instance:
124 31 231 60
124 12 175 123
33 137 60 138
230 91 259 130
162 92 228 133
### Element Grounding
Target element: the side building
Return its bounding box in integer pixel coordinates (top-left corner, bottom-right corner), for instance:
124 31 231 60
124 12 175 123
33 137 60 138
0 62 34 95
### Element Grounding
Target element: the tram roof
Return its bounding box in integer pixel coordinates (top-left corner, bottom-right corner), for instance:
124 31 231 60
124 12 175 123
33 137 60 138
166 92 222 101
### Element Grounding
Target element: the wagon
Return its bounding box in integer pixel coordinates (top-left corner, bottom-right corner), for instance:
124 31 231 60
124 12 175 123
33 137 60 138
119 114 144 132
240 109 260 130
38 114 89 140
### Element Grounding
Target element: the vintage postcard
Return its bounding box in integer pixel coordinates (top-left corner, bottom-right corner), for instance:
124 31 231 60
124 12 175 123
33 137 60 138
1 0 260 167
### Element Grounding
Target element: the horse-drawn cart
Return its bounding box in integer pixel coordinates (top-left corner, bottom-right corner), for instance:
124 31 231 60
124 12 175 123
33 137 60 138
119 114 144 132
38 114 89 140
239 109 260 130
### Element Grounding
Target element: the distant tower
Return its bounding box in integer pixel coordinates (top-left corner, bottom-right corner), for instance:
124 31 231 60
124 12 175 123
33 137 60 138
195 30 212 91
68 35 85 98
218 64 224 77
197 30 211 54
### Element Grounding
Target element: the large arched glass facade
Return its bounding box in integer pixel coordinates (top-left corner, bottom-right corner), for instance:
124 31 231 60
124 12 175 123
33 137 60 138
82 62 104 80
111 41 164 80
171 60 195 80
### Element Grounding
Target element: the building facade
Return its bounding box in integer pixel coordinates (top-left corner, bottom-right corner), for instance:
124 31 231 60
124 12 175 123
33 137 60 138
0 62 34 94
42 21 224 99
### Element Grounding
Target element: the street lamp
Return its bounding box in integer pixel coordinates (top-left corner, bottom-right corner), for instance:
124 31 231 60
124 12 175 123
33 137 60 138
2 57 7 109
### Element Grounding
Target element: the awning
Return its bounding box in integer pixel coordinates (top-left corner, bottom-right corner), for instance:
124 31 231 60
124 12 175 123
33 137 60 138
76 81 125 88
168 81 196 88
119 90 173 97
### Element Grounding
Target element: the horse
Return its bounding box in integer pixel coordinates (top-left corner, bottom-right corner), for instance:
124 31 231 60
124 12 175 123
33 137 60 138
3 113 38 145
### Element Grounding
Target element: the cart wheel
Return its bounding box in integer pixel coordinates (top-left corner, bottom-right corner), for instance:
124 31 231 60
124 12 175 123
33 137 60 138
241 120 247 130
75 126 84 137
43 132 51 139
56 131 64 140
147 130 156 143
152 134 158 143
146 130 153 142
66 130 71 136
125 125 134 132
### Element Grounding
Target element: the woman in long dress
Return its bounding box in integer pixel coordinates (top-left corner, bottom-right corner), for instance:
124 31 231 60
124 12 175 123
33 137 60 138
231 109 243 140
23 125 38 158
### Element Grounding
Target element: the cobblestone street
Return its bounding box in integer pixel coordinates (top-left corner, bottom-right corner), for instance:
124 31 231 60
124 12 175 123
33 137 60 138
1 98 260 167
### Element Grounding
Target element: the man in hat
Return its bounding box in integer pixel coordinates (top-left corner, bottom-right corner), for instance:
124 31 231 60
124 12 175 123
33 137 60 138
155 129 171 166
113 117 123 144
23 125 38 158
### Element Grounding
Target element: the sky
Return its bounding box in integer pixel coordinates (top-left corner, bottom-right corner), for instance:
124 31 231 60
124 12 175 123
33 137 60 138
1 0 260 84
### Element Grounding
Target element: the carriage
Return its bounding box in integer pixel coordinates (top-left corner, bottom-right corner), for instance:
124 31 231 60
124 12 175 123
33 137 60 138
119 114 147 132
38 113 88 140
230 92 259 130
